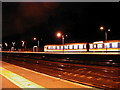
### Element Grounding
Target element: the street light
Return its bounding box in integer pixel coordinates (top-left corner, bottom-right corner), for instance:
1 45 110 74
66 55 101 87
57 32 68 53
100 26 110 53
33 37 39 47
57 32 65 45
100 26 110 41
33 37 40 52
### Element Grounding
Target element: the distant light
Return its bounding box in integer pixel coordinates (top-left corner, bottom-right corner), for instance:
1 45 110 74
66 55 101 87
21 41 25 47
21 41 25 43
5 43 8 47
108 60 113 61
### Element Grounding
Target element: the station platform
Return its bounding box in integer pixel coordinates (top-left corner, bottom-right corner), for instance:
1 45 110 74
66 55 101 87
0 61 98 89
1 51 120 55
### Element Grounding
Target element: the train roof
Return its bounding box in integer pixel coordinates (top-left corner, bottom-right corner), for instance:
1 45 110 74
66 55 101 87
45 42 87 46
45 40 120 47
93 40 120 44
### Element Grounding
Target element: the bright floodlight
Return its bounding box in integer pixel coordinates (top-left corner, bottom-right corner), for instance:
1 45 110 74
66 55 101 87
57 33 61 37
34 37 37 40
108 29 110 31
100 26 104 30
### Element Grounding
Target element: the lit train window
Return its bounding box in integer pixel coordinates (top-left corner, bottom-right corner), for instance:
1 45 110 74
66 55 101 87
53 46 56 49
61 46 63 49
104 43 110 48
57 46 59 49
48 46 51 49
74 45 78 49
83 45 86 49
93 44 97 48
69 45 73 49
79 45 83 49
64 45 68 49
59 46 61 49
89 44 93 49
112 43 118 48
98 44 103 48
50 46 52 49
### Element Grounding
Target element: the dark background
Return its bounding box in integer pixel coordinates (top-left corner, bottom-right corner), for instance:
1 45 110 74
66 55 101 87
2 2 120 48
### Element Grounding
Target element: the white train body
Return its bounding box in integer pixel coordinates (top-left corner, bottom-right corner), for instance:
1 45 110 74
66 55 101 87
44 40 120 52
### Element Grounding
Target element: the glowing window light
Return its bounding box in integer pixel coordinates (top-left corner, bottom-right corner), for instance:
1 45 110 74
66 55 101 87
98 44 103 48
48 46 51 49
57 46 59 49
79 45 83 49
112 43 118 48
93 44 97 48
84 45 86 49
74 45 78 49
61 46 63 49
104 43 110 48
64 45 68 49
69 45 73 49
89 44 93 49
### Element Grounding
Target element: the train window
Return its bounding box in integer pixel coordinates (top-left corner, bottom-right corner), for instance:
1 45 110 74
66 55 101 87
64 45 68 49
93 44 97 48
69 45 73 49
61 46 63 49
72 45 74 49
55 46 57 49
74 45 78 49
48 46 51 49
79 45 83 49
104 43 110 48
89 44 93 49
57 46 59 49
112 43 118 48
53 46 56 49
98 44 103 48
59 46 61 50
50 46 52 49
83 45 86 49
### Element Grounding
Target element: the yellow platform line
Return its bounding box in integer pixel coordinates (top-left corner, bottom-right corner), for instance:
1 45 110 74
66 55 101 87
0 67 47 89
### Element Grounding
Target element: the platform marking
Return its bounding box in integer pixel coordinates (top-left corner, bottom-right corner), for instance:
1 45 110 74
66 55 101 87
8 63 99 89
0 67 47 89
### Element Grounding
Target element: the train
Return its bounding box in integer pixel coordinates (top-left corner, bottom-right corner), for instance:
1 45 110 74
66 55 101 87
44 40 120 52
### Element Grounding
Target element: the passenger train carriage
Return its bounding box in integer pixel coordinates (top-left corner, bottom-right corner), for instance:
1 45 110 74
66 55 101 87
44 40 120 52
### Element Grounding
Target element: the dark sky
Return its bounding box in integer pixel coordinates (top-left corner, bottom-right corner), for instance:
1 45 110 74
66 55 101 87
2 2 120 47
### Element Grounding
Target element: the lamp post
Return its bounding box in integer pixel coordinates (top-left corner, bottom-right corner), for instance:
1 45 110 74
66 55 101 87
33 37 39 52
57 32 67 53
100 26 110 41
57 33 65 45
100 26 110 52
33 37 39 47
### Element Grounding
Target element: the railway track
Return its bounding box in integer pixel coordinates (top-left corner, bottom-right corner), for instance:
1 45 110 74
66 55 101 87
2 53 120 89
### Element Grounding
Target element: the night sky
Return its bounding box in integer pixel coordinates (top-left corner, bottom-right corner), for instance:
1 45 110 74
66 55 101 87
2 2 120 48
